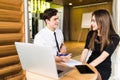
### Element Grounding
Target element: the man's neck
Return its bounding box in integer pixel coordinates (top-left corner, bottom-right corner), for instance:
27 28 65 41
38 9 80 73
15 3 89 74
47 26 55 31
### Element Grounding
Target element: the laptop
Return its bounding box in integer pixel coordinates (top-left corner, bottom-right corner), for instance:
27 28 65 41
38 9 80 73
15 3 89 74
15 42 73 79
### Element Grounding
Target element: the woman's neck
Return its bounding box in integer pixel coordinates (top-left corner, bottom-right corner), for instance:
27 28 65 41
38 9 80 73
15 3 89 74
97 30 101 36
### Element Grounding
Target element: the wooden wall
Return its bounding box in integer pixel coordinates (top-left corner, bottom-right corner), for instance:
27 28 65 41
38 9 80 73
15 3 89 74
0 0 25 79
70 1 112 41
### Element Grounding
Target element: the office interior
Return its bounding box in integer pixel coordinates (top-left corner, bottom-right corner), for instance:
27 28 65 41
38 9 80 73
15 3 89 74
0 0 120 79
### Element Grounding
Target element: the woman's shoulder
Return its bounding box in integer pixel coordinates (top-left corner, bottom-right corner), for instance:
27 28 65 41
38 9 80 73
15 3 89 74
110 34 120 45
87 30 94 37
88 30 94 34
110 34 120 40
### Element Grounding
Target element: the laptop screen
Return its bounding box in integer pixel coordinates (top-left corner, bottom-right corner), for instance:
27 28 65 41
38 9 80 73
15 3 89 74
15 42 59 79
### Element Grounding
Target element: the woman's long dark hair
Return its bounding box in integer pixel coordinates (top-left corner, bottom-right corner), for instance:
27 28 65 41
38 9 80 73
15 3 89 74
88 9 116 51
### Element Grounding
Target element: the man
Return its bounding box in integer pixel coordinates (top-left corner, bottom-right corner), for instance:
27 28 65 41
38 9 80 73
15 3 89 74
34 8 71 62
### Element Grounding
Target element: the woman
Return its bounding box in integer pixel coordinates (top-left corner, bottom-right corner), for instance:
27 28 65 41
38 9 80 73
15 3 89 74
80 9 120 80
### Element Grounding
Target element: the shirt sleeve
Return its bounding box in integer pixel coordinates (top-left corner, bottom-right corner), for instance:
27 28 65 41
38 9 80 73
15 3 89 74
34 32 45 46
104 34 120 55
84 31 93 49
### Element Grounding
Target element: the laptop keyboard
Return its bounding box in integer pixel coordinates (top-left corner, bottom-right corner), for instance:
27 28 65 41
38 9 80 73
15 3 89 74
57 70 63 74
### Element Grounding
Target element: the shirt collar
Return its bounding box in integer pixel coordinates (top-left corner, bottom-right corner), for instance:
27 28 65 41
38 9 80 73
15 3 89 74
46 27 57 33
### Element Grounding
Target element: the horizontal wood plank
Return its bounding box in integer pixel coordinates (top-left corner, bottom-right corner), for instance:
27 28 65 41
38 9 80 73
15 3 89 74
0 45 17 57
0 3 21 11
0 64 22 75
0 14 21 22
4 70 25 80
0 22 22 33
0 55 20 67
0 0 22 6
0 33 23 42
0 9 21 15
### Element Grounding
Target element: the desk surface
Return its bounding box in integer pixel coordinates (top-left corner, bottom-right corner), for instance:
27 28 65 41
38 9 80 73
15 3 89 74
61 64 97 80
26 63 98 80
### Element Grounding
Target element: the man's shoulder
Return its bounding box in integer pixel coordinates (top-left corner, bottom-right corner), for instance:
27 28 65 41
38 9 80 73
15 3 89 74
56 29 62 33
37 27 47 33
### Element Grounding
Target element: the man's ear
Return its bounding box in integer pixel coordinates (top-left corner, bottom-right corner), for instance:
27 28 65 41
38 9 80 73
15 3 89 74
46 19 50 21
45 19 49 24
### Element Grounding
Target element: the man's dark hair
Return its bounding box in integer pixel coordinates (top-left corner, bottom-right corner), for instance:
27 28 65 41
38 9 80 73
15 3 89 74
43 8 58 21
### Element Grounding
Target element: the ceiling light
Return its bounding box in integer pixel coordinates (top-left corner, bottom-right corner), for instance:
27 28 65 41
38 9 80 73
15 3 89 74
79 0 83 2
69 3 72 5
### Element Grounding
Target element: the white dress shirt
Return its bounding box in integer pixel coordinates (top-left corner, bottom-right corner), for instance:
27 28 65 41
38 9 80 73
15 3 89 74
34 27 64 56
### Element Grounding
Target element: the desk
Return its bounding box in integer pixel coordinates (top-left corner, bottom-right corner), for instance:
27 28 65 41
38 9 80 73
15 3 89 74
26 63 98 80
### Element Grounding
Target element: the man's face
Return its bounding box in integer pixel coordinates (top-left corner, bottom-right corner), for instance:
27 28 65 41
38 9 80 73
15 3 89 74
46 14 59 30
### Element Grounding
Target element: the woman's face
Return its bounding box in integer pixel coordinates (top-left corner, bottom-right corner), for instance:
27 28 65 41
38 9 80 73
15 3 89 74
91 15 99 31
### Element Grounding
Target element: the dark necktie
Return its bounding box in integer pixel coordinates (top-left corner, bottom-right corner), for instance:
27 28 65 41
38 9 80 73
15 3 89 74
54 32 60 56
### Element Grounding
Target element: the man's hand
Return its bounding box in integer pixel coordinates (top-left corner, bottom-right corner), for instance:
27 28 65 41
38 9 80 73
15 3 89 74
60 45 66 54
60 53 72 62
55 53 72 62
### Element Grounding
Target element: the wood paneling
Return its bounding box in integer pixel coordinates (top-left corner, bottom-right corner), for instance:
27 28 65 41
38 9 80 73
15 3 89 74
0 33 22 42
0 64 22 75
0 9 21 22
0 0 21 11
0 0 25 79
0 22 22 33
0 45 16 57
0 55 19 67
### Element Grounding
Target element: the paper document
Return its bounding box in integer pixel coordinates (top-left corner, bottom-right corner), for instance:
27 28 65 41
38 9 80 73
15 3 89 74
62 59 82 67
